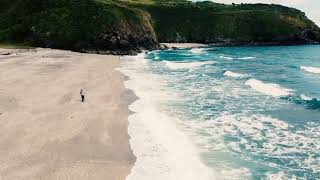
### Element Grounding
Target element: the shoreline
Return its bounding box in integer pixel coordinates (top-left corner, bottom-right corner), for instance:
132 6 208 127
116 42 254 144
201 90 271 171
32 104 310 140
0 48 135 180
2 42 319 57
118 53 216 180
161 42 320 50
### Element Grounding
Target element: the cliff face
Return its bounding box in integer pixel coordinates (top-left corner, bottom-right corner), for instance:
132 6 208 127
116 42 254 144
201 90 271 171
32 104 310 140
0 0 159 54
1 0 320 54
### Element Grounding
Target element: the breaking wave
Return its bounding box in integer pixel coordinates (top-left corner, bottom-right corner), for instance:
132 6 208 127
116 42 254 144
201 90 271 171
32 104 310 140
164 61 212 70
219 55 234 60
224 71 246 78
245 79 293 97
300 66 320 74
190 48 205 54
237 56 256 60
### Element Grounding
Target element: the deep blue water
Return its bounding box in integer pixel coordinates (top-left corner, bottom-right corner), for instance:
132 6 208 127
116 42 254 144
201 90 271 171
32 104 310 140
143 45 320 179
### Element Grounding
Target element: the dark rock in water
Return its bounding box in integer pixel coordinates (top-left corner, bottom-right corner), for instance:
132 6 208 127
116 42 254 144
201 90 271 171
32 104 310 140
160 44 169 50
281 95 320 110
172 47 179 50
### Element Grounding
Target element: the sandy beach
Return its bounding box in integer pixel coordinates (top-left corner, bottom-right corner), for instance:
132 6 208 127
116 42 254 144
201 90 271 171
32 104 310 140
0 48 134 180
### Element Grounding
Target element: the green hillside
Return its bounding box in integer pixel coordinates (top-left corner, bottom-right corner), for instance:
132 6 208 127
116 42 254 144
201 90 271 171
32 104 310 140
1 0 320 54
0 0 158 54
125 0 320 44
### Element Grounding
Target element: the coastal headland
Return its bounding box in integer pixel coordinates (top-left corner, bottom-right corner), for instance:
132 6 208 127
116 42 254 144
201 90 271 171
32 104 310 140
1 0 320 55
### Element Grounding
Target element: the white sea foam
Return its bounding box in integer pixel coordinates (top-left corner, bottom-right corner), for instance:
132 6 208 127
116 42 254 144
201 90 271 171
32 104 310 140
245 79 293 97
164 61 212 70
123 53 147 64
300 94 312 101
219 56 256 60
190 48 204 54
119 54 215 180
300 66 320 74
265 172 287 180
237 56 256 60
219 55 234 60
224 71 245 78
192 113 320 175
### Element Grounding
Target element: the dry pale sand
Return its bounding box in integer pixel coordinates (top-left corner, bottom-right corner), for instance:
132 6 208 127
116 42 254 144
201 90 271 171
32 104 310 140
161 43 207 49
0 48 135 180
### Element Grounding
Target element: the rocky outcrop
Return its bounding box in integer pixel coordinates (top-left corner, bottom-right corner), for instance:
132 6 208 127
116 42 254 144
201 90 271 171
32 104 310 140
75 21 159 55
83 14 159 55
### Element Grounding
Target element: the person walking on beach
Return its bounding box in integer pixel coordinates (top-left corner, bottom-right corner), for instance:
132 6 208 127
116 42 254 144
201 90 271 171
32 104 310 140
80 89 86 102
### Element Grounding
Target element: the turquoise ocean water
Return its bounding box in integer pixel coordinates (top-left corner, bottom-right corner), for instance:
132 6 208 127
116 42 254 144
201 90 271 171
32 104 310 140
120 45 320 180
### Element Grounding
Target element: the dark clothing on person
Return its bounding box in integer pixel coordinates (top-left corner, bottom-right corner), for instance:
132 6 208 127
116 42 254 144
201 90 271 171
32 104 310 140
80 89 85 102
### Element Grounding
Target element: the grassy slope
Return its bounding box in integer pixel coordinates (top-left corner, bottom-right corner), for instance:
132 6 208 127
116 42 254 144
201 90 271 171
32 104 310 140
0 0 319 53
124 0 320 44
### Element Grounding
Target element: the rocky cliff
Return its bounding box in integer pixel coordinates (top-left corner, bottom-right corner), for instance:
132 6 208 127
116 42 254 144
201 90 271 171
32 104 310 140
127 0 320 46
1 0 320 54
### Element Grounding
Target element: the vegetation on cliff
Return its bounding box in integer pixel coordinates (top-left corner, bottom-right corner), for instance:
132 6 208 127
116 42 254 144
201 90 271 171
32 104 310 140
1 0 320 53
125 0 320 45
0 0 158 54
